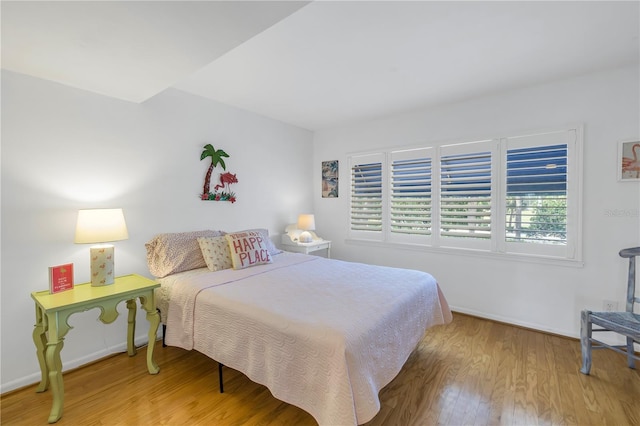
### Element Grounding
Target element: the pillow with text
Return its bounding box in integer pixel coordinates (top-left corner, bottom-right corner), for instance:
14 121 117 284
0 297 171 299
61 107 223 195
225 231 273 269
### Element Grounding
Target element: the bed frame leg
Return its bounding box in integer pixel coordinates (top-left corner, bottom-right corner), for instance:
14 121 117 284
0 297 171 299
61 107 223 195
218 363 224 393
157 309 167 348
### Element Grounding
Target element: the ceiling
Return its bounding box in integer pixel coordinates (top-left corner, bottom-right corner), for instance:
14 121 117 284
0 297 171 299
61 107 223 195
2 1 639 131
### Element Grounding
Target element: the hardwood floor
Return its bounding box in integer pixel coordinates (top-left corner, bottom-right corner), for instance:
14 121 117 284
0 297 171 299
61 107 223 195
2 313 639 425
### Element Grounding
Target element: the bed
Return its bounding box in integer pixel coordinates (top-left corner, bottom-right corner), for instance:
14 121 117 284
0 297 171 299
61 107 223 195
146 229 452 426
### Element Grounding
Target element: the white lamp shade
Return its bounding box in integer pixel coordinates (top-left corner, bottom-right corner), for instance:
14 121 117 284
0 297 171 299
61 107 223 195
74 208 129 244
297 214 316 231
297 214 315 243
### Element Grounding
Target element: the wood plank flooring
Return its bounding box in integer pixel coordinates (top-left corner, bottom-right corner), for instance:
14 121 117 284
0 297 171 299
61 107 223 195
2 313 639 425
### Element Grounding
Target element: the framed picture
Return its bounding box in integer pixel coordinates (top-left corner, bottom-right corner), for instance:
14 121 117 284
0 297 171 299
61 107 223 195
618 140 640 181
322 160 339 198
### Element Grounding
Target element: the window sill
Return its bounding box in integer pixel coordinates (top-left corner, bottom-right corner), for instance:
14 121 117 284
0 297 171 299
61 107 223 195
344 238 584 268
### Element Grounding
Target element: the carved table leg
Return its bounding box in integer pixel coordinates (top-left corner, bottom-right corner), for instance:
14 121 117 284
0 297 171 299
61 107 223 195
146 309 160 374
45 339 65 423
140 294 160 374
126 299 137 356
33 305 49 392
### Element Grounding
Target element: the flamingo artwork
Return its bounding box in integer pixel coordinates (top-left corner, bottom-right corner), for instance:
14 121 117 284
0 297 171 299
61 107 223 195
621 142 640 179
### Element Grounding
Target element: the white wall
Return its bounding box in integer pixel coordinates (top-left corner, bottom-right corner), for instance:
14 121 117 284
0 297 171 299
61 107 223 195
2 65 638 394
0 70 314 392
313 66 640 338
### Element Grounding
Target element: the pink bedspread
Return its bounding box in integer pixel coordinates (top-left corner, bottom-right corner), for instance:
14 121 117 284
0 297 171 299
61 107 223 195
163 252 451 425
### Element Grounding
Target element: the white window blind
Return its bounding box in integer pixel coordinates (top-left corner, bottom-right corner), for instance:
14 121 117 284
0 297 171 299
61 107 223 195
390 148 432 238
503 129 579 258
346 126 581 262
350 154 384 235
505 145 567 244
439 141 494 243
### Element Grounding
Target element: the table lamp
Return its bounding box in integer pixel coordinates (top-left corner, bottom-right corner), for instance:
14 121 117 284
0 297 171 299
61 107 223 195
297 214 316 243
74 208 129 286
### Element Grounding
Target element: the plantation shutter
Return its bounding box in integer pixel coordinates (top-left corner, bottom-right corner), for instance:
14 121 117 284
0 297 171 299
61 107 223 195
439 141 494 246
503 129 577 257
350 153 384 236
389 148 432 240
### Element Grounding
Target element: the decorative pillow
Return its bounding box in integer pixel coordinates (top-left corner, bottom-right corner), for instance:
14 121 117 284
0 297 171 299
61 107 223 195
233 228 283 256
197 236 233 272
225 230 273 270
145 230 225 278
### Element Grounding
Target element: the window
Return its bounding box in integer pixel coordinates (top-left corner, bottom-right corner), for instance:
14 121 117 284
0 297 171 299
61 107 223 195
389 148 432 243
348 127 582 261
350 153 384 239
505 146 567 244
439 140 495 250
502 129 579 258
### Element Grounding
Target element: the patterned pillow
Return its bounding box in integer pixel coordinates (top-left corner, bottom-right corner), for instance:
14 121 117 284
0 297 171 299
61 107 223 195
225 230 273 270
197 236 233 272
145 230 225 278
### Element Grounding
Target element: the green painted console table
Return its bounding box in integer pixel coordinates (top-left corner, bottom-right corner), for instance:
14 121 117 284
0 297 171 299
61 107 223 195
31 274 161 423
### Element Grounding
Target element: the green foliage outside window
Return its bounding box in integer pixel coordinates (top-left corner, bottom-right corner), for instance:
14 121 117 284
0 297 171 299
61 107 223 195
506 197 567 244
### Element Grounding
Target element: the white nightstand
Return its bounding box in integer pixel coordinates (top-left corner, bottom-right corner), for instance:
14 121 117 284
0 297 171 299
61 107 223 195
281 223 331 258
281 239 331 258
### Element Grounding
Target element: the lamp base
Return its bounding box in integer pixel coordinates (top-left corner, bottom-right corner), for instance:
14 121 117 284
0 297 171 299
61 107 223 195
299 231 313 243
90 244 115 286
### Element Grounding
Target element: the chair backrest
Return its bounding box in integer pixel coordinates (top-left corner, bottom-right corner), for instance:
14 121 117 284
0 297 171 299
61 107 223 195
619 247 640 313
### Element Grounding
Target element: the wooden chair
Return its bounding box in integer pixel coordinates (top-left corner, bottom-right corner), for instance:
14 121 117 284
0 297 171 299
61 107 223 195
580 247 640 374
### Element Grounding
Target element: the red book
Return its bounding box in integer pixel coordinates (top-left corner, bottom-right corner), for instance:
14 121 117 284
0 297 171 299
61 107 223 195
49 263 74 294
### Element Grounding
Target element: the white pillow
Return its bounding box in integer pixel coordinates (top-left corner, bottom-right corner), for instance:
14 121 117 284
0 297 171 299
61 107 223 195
225 231 273 270
232 228 283 255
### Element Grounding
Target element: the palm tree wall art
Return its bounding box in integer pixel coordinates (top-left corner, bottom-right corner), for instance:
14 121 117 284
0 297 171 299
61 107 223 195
200 144 238 202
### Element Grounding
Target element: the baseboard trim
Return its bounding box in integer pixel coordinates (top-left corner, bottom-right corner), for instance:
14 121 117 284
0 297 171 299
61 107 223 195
449 306 639 352
0 335 158 395
449 305 576 338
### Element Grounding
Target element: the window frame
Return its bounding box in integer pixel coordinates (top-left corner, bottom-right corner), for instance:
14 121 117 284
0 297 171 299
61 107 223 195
498 129 581 259
347 125 583 263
